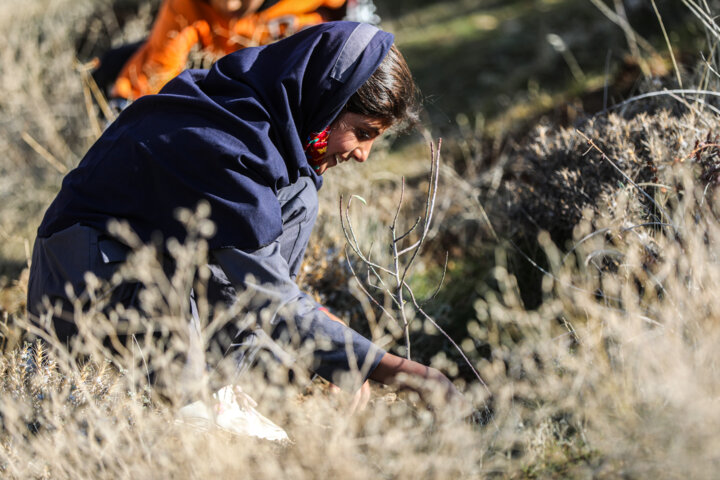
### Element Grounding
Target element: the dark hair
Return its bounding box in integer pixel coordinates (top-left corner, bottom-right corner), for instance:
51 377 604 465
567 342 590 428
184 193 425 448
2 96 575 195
345 44 420 132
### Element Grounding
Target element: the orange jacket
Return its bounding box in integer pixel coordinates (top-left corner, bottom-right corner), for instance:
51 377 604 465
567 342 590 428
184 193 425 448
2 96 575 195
112 0 346 100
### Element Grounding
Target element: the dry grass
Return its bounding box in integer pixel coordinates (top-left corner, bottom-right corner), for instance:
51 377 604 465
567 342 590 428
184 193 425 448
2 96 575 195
2 0 720 478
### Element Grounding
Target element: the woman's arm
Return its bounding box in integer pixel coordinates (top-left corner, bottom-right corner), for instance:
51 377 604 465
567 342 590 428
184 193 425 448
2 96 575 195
369 351 467 409
211 245 468 413
211 244 387 389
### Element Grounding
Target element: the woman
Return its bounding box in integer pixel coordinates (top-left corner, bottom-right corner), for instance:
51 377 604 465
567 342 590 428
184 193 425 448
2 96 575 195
29 22 463 406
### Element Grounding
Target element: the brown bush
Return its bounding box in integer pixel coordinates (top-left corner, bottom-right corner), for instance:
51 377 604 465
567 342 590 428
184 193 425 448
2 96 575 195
490 108 695 247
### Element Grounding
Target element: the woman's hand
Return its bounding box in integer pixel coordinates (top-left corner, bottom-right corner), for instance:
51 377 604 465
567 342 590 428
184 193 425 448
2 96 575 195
369 352 472 416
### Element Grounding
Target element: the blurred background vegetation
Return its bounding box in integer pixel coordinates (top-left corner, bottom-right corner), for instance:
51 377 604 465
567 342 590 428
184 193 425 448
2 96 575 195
383 0 697 133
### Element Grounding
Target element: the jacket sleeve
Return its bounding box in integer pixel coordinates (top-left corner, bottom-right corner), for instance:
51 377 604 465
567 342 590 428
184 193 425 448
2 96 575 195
211 242 385 390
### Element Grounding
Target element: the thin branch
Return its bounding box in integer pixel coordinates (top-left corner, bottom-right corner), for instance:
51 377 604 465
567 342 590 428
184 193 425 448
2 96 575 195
389 178 410 358
341 194 363 254
390 177 405 232
341 139 444 363
344 247 397 327
508 239 668 328
85 67 116 124
589 0 658 57
423 140 442 238
700 53 720 79
603 49 612 111
508 239 619 302
561 228 611 265
441 165 499 241
680 0 720 39
395 217 422 244
601 89 720 117
421 251 449 305
396 238 422 257
399 140 442 285
650 0 683 90
621 222 675 232
363 243 395 294
339 194 395 277
664 91 719 123
21 132 67 174
80 69 103 138
404 282 490 394
613 0 648 76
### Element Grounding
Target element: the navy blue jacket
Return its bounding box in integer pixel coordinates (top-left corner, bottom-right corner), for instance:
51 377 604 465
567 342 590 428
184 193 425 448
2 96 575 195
38 22 393 250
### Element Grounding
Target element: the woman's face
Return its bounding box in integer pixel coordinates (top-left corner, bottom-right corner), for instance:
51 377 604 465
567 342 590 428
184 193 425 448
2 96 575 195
313 112 388 175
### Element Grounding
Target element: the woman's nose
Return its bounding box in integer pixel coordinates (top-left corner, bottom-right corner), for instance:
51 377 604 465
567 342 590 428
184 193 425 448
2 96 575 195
352 140 373 163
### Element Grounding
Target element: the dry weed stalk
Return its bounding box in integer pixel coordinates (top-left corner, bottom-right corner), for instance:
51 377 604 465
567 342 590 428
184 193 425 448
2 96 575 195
588 0 658 76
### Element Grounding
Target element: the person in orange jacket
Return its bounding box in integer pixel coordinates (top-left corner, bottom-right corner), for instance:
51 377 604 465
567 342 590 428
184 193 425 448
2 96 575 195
109 0 348 101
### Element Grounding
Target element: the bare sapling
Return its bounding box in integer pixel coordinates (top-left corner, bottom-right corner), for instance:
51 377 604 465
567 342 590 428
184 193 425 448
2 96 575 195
340 139 490 394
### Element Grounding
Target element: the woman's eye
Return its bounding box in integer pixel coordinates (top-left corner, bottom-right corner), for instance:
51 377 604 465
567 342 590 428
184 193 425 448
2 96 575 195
356 129 371 141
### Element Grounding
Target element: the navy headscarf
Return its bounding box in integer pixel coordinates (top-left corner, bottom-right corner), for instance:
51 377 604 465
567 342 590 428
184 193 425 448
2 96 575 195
38 22 393 249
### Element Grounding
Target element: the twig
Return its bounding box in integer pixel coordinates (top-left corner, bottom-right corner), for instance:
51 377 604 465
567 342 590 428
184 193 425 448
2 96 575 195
612 0 650 76
421 251 449 305
339 195 394 277
650 0 683 91
621 222 675 232
84 67 116 123
601 89 720 117
344 247 397 332
589 0 658 78
664 91 718 124
399 140 441 280
404 283 490 394
562 228 611 266
390 177 405 234
441 165 499 241
397 139 442 358
80 70 103 139
387 176 411 357
397 140 441 259
603 49 612 111
21 132 67 174
700 53 720 80
509 238 617 302
395 217 421 244
680 0 720 40
132 334 151 386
